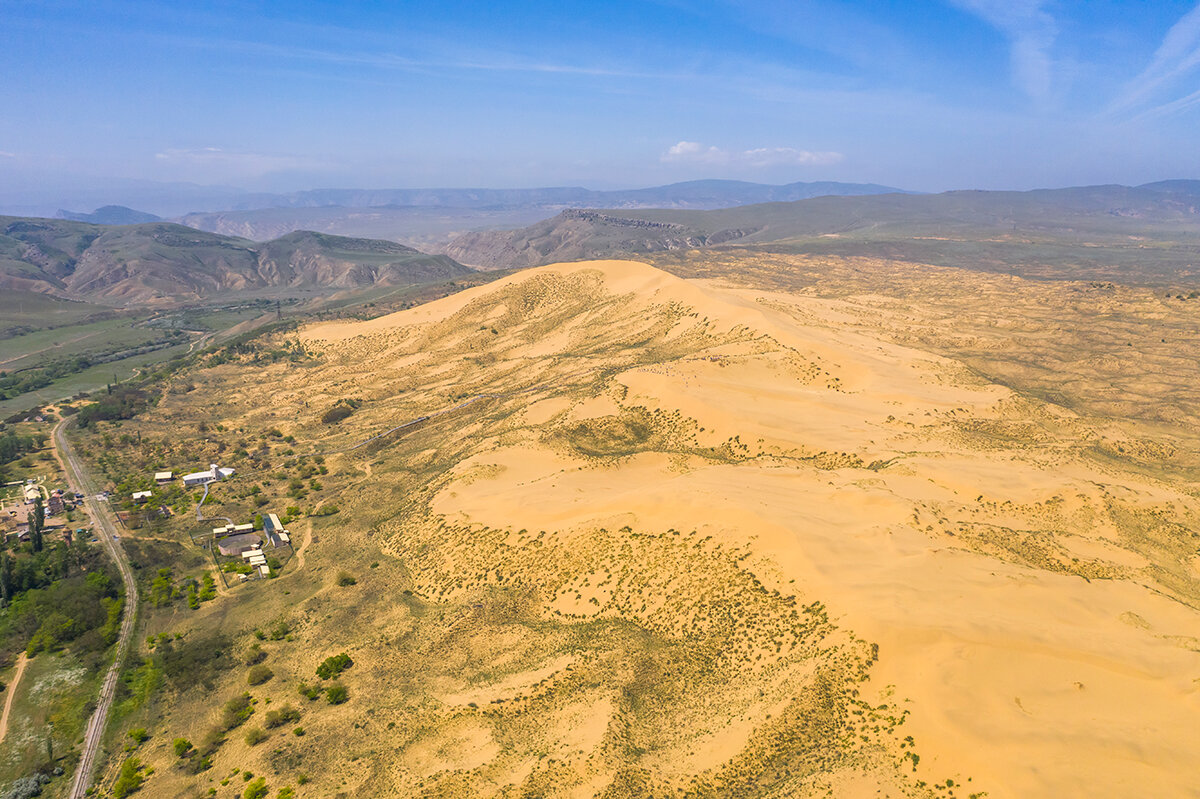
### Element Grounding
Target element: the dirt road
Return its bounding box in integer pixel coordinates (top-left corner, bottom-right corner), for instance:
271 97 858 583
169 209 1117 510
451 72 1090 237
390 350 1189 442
0 653 29 745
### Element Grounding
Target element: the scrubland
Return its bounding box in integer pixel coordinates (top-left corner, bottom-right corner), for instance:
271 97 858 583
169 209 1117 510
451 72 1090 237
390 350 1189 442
73 255 1200 798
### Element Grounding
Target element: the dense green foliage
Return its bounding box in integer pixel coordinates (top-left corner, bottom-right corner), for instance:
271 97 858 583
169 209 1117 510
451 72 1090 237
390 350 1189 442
0 430 43 463
76 386 149 427
0 541 120 660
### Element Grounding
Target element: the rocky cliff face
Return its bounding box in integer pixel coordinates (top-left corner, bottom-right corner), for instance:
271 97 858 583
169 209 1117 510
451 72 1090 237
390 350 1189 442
441 210 758 270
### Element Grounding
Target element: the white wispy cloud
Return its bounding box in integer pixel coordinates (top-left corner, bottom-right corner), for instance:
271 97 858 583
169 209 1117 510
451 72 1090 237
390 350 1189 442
153 147 321 177
182 36 674 81
663 141 843 168
949 0 1058 100
0 151 15 159
1108 2 1200 117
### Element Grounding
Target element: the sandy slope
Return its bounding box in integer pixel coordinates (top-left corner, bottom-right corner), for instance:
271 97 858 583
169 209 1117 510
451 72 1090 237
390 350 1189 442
302 259 1198 796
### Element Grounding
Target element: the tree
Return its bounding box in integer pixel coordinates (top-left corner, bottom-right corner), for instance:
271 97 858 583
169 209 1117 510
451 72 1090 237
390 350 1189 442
0 552 11 606
30 496 44 553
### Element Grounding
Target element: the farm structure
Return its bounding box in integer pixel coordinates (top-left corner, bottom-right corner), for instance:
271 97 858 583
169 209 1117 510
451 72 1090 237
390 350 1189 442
183 464 235 488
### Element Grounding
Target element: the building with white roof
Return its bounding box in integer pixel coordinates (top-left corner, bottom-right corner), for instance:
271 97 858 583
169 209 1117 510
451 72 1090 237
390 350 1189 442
182 464 235 488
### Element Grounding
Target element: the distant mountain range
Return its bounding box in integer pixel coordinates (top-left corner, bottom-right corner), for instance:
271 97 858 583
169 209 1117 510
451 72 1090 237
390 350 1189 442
220 179 912 211
173 179 910 246
14 180 1199 307
0 218 469 305
440 182 1200 284
42 180 910 253
57 205 162 225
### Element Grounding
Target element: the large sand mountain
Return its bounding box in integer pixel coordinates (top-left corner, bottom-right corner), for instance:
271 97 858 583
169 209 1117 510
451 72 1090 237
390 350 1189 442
138 258 1199 797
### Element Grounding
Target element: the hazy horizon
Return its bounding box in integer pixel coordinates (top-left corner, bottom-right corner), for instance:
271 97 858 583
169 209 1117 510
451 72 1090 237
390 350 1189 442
4 0 1200 210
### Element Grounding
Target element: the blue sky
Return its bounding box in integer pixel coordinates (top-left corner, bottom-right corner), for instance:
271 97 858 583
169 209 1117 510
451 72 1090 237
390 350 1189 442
2 0 1199 199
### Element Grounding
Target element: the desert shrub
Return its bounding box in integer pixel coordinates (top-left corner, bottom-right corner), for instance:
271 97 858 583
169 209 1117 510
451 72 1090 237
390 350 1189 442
182 753 212 775
157 632 232 691
335 571 356 586
247 665 273 685
268 620 289 640
325 682 349 704
297 682 321 701
172 737 193 757
112 757 144 798
244 644 266 666
220 692 254 730
4 775 50 799
242 777 268 799
244 727 268 746
264 705 301 728
127 728 148 744
315 653 353 680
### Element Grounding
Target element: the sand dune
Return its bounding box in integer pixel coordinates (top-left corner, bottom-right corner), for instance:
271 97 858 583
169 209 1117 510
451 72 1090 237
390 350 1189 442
162 258 1200 796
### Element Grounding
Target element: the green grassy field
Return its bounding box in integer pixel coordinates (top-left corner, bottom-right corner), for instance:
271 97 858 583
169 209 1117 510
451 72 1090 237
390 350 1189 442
0 292 114 339
0 318 165 368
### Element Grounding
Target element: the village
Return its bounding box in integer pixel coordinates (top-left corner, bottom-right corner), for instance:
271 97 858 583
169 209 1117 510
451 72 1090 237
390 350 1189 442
1 458 293 584
141 464 294 582
0 478 91 547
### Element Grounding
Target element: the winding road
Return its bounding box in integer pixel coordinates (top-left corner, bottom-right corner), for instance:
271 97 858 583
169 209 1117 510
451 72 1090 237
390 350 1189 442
51 418 139 799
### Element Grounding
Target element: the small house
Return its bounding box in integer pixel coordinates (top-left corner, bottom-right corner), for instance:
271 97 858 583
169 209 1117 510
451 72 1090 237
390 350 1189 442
182 464 235 488
154 471 174 485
